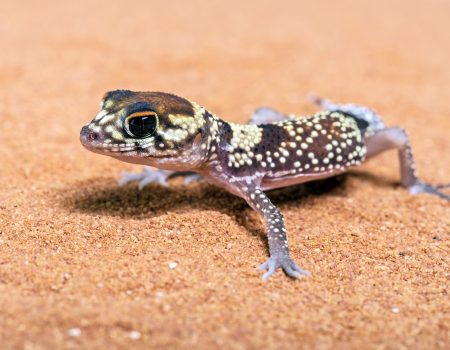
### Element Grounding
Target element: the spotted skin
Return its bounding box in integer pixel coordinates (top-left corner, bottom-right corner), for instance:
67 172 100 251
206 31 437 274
225 112 366 178
80 90 450 280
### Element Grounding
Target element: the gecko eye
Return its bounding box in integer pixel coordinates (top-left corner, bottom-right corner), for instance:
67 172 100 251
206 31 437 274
125 111 158 138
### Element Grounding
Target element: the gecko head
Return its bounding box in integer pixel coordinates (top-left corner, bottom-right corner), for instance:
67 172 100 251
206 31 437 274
80 90 215 169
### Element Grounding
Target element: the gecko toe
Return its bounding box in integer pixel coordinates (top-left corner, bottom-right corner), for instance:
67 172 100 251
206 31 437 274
118 172 145 187
258 261 269 270
290 261 311 276
260 258 277 280
262 262 277 281
118 167 202 189
183 173 203 185
259 256 309 280
119 167 174 189
282 259 310 278
283 265 302 279
409 181 450 201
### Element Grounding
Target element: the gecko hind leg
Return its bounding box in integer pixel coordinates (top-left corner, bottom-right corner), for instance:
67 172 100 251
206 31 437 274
248 107 293 125
366 127 450 201
119 166 201 189
309 94 386 131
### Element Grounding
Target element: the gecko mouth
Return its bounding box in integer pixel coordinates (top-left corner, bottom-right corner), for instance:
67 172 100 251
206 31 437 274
79 125 176 160
80 125 149 153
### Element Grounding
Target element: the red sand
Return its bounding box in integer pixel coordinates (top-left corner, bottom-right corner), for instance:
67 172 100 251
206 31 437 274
1 0 449 348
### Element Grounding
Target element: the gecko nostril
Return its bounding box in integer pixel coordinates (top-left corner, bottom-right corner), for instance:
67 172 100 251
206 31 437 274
88 132 99 141
80 126 101 144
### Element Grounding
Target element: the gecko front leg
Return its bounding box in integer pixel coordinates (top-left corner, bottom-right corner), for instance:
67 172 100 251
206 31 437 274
241 184 310 280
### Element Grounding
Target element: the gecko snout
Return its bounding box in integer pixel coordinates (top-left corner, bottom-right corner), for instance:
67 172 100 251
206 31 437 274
80 125 104 148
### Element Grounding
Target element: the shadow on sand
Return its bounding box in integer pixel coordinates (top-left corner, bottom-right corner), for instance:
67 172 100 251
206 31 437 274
61 170 396 248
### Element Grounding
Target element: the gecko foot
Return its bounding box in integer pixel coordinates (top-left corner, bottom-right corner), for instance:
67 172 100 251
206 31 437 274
258 255 310 280
119 167 202 189
409 180 450 201
119 166 173 189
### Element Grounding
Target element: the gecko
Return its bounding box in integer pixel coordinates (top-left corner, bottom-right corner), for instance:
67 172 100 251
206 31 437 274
80 90 450 280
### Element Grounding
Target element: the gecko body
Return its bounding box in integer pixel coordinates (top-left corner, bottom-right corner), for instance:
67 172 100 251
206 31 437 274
80 90 449 279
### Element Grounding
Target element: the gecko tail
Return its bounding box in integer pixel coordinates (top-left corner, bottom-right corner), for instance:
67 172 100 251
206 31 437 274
308 94 386 133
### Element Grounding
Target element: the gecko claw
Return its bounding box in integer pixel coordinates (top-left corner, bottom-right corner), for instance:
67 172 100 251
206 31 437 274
435 183 450 190
259 256 310 280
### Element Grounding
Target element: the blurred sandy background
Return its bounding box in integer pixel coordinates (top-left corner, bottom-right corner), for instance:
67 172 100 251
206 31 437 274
0 0 449 349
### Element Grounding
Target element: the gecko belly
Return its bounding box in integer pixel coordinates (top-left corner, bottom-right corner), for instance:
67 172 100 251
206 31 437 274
260 169 347 191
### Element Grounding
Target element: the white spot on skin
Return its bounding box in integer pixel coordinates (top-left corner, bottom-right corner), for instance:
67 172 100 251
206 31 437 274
105 125 114 134
99 113 115 125
168 262 178 269
94 110 107 121
90 125 101 133
111 130 124 141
